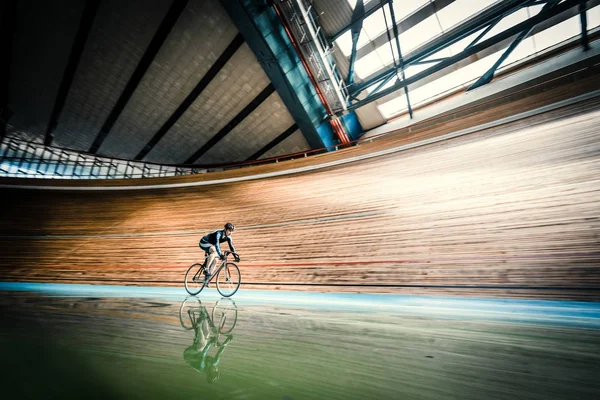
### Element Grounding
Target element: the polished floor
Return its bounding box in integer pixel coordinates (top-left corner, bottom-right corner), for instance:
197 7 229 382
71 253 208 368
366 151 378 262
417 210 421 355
1 284 600 400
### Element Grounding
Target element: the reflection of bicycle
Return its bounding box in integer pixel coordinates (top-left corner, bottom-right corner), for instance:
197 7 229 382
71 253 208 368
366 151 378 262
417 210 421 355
179 296 238 334
184 251 241 297
179 297 237 384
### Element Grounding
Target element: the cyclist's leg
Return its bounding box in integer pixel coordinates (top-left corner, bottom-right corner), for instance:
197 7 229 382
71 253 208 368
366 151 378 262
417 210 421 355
204 245 218 276
199 242 213 273
198 308 211 348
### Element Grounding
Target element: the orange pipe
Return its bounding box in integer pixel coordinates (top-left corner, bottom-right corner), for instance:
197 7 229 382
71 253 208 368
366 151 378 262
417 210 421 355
272 4 350 145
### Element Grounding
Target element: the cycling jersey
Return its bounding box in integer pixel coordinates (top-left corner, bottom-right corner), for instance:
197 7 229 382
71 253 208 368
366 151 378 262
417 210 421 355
199 229 236 257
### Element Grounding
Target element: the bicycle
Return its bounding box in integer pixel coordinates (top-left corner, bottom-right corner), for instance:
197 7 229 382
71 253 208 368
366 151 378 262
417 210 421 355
184 251 241 297
179 296 236 383
179 296 238 334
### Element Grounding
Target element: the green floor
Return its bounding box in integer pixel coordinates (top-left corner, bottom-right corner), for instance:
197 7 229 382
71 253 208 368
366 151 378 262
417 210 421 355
1 292 600 400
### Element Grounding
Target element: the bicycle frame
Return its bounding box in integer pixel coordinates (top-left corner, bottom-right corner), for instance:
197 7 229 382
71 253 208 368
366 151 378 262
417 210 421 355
180 297 238 334
205 251 237 283
182 301 234 348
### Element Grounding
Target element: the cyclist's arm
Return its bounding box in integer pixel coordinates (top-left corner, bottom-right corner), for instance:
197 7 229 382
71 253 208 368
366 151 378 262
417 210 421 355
214 231 224 258
226 236 236 254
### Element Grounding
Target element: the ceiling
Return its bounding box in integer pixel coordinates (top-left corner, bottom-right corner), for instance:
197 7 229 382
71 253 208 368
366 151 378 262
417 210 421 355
5 0 592 172
5 0 313 166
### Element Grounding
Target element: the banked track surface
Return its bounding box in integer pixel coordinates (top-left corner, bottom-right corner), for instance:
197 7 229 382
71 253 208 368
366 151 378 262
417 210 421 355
1 93 600 299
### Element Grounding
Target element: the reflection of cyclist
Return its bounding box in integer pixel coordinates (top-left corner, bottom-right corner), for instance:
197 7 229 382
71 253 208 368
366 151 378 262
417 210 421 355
199 223 237 286
183 306 233 383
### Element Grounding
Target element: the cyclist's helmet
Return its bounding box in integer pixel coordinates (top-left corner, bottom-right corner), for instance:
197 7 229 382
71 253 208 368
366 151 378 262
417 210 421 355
224 222 235 232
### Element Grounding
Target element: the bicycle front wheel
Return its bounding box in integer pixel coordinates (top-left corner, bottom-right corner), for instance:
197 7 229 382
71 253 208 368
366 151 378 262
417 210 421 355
212 298 238 334
215 262 241 297
184 263 206 295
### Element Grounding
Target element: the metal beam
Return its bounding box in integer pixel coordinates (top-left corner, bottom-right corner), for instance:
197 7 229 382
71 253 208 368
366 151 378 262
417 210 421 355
45 0 100 146
329 0 392 42
361 71 396 100
89 0 189 154
387 0 412 118
468 0 560 91
184 84 276 164
413 57 448 65
135 33 245 161
354 0 455 61
220 0 324 149
465 17 501 49
346 0 365 86
580 1 591 51
350 0 526 96
247 123 298 161
344 0 585 112
367 0 600 106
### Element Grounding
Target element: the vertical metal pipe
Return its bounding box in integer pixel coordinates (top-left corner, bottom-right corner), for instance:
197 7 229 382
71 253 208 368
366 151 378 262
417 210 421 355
346 0 364 85
579 1 590 50
388 0 413 118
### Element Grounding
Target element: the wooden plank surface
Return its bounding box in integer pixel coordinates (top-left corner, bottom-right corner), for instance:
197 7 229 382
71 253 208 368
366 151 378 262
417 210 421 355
1 79 600 299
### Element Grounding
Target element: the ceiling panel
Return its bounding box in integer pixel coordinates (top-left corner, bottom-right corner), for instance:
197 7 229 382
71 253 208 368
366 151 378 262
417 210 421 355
259 129 310 160
97 0 239 159
7 0 84 140
144 43 271 164
197 91 295 164
51 0 173 152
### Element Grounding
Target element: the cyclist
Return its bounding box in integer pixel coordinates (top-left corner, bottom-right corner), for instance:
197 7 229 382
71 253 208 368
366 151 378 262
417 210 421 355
183 305 233 383
199 222 238 286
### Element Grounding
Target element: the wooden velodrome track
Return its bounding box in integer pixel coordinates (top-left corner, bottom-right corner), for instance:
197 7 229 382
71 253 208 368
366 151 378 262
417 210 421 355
1 67 600 300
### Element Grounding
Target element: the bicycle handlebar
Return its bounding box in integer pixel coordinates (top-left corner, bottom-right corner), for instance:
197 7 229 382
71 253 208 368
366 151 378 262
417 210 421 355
224 251 240 261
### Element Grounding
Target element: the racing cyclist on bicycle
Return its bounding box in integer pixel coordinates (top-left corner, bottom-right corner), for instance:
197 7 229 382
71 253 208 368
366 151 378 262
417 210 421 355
199 222 239 286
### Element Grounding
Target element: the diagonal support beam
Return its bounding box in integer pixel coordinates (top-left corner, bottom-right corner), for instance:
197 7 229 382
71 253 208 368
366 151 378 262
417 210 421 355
135 33 245 161
579 0 591 51
466 17 501 50
220 0 324 149
45 0 100 146
344 0 585 112
361 0 600 102
350 0 525 96
388 0 412 118
89 0 189 154
346 0 365 86
246 123 298 161
329 0 392 42
184 84 276 164
354 0 455 62
468 0 560 91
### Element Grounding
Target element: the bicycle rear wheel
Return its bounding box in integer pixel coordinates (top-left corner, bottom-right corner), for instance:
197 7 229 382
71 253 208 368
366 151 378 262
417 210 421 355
179 296 201 330
184 263 206 295
215 262 241 297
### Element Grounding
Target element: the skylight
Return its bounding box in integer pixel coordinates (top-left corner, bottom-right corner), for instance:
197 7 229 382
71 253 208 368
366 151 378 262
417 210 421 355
337 1 600 120
376 5 600 119
435 0 497 31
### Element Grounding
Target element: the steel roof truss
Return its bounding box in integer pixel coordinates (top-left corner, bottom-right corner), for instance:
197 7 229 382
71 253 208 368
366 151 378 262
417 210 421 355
346 0 587 112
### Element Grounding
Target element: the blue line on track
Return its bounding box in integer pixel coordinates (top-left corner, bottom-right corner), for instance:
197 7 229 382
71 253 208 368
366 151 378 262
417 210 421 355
2 282 600 329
